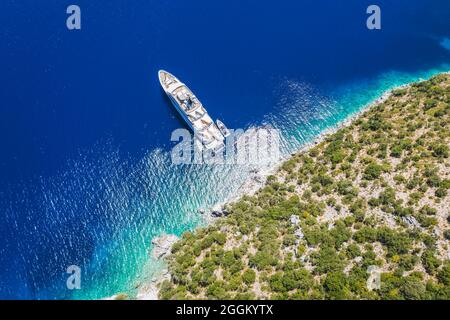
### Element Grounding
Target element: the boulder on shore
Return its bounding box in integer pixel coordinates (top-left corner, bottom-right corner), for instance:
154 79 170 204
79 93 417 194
151 234 179 260
136 269 171 300
211 209 230 218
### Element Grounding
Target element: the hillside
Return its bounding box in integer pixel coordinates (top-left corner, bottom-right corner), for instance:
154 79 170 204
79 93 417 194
159 73 450 300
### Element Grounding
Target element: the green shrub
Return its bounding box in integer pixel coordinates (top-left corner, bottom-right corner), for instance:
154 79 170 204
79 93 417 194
377 228 412 256
421 250 441 275
435 188 447 198
353 227 378 243
249 251 278 270
364 163 383 180
444 230 450 240
423 99 437 111
400 275 427 300
207 281 229 299
431 144 449 158
242 269 256 285
420 205 437 216
390 145 403 158
283 234 297 247
437 261 450 285
311 246 345 274
323 272 350 300
346 244 362 259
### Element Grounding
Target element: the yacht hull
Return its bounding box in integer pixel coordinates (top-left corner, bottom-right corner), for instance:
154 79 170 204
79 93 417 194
158 70 225 151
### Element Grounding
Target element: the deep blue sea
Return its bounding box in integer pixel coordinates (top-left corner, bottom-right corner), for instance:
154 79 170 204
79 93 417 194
0 0 449 299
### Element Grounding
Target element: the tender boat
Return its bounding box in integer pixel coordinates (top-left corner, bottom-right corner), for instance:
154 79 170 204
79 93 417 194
216 119 230 138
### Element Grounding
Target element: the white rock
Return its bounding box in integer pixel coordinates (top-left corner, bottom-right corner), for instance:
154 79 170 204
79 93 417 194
290 215 300 225
294 228 304 239
151 234 179 260
402 215 420 228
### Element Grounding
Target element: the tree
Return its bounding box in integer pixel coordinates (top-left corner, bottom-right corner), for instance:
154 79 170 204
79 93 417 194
283 234 297 247
158 280 175 300
423 99 437 111
366 114 385 131
207 281 229 299
330 222 352 249
398 254 419 271
212 231 227 245
421 250 441 275
431 143 449 158
312 246 345 274
364 163 383 180
377 228 412 256
444 230 450 241
323 272 350 300
400 276 426 300
336 180 358 196
390 145 403 158
346 244 362 259
269 272 286 292
242 269 256 285
435 188 447 198
437 261 450 286
249 251 278 270
353 227 378 243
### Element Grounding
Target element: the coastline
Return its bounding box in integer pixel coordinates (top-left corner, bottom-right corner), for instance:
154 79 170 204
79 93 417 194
201 83 408 218
204 79 410 217
135 71 449 300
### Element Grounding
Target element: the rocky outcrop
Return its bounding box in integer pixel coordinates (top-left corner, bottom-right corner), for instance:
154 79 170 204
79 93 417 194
136 234 178 300
211 209 230 218
151 234 179 260
136 269 171 300
402 215 421 229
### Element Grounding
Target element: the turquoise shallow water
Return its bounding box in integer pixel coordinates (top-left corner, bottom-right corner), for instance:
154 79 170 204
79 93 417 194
75 65 450 299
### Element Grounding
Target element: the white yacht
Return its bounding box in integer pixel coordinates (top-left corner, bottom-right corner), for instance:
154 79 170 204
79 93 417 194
158 70 225 152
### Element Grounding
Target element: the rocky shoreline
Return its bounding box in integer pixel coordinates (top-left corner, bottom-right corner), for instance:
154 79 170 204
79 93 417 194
130 74 447 300
151 234 179 260
157 72 450 300
135 234 179 300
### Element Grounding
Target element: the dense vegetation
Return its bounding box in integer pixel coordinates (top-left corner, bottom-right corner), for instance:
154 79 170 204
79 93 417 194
159 74 450 300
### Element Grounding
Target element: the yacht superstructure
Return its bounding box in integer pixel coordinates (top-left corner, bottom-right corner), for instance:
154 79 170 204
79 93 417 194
159 70 225 152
